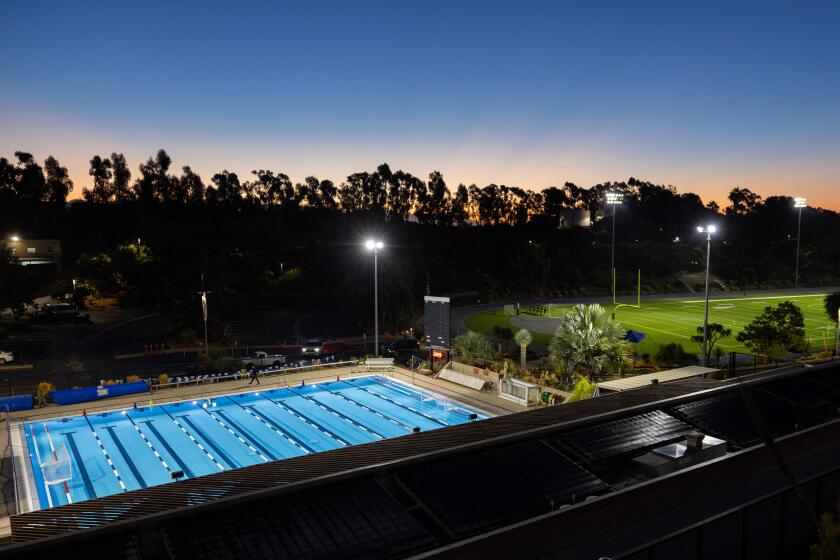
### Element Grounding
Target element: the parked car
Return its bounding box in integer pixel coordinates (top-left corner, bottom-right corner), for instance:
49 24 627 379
240 351 287 370
37 303 79 322
383 338 420 356
0 350 14 365
301 338 324 356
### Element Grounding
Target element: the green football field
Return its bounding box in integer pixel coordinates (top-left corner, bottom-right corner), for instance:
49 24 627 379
463 293 838 356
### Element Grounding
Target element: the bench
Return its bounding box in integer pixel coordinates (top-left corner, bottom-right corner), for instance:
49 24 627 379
364 358 395 373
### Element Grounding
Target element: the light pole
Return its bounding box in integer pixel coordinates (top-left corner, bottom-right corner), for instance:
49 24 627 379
794 197 807 287
605 192 622 307
72 278 77 328
198 274 211 359
365 239 384 356
697 224 717 366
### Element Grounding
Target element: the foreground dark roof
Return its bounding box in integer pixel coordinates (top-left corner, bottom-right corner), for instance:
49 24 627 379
6 361 840 559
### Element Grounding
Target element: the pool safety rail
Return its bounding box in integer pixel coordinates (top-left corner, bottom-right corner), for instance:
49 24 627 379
153 359 357 390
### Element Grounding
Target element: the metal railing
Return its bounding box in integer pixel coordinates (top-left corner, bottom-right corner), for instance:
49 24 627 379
8 361 362 422
2 404 19 516
152 359 357 390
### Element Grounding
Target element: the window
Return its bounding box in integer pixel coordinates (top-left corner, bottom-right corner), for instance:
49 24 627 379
10 248 16 254
27 247 36 254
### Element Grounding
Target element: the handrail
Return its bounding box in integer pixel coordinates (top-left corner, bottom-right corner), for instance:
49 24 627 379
8 362 362 423
152 359 358 390
4 404 18 515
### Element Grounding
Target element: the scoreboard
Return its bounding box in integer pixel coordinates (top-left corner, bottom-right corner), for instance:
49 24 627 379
424 296 451 350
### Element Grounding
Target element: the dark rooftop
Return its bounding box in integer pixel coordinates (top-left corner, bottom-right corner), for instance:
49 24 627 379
5 361 840 559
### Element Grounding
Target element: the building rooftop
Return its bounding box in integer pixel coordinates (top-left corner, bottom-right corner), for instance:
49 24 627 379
4 361 838 559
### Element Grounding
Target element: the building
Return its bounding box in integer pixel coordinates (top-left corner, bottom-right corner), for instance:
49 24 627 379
4 237 62 270
3 361 839 558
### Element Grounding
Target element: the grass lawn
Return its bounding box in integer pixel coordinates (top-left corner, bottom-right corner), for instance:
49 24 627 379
463 293 837 356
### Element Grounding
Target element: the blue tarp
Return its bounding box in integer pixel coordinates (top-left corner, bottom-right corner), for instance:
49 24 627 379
52 381 148 405
0 394 34 412
625 329 647 343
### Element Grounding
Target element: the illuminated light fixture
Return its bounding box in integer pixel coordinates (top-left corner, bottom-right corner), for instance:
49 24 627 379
696 225 716 234
10 235 20 242
794 197 807 208
605 192 623 205
365 239 383 250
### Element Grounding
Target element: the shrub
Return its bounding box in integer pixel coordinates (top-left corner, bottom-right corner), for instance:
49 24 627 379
655 343 698 368
567 376 597 402
37 382 55 397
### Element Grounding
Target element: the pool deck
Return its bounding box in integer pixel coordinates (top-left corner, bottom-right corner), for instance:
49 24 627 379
0 365 526 542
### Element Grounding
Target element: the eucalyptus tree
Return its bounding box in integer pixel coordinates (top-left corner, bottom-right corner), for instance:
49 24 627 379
83 155 112 203
43 156 73 204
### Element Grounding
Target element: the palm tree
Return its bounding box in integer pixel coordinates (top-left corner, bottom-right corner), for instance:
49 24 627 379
549 303 631 380
514 328 532 375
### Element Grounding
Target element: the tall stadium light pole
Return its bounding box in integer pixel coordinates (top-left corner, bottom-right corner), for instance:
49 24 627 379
794 197 807 287
605 192 623 307
365 239 384 357
697 225 717 366
198 274 211 359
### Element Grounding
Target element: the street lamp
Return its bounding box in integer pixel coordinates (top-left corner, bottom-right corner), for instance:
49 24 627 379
365 239 384 357
10 235 20 242
605 192 623 306
72 278 77 327
794 197 807 287
696 224 717 366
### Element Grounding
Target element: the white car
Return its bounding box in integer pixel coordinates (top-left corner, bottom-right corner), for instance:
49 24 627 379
301 339 323 356
0 350 14 365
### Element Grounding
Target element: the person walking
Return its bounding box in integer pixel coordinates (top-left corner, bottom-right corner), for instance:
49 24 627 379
248 368 260 385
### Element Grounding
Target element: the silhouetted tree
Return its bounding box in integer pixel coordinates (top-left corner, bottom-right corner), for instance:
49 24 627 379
727 187 762 215
43 156 73 204
12 152 46 202
83 155 112 203
133 149 173 203
111 153 132 202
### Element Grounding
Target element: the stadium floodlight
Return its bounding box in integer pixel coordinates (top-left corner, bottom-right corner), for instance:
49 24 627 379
605 192 623 306
365 239 384 356
697 225 717 366
794 197 807 287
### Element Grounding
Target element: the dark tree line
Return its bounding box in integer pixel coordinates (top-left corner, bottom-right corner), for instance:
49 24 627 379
2 148 839 335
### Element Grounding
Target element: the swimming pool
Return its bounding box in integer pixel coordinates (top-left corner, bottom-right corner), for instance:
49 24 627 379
20 376 488 510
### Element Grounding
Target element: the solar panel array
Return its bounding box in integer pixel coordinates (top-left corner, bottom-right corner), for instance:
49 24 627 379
668 389 814 447
759 375 840 417
554 410 693 463
396 439 608 538
165 479 433 560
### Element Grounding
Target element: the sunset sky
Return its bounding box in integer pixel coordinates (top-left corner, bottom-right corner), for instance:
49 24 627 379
2 0 839 209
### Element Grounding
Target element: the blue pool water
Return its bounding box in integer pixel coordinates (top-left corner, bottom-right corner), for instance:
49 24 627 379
23 376 487 510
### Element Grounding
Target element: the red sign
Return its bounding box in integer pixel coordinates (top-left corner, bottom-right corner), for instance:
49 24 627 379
432 350 444 360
